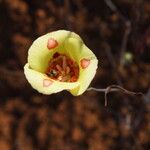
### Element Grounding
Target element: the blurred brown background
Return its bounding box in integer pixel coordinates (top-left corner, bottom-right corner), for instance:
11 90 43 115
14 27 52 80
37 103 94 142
0 0 150 149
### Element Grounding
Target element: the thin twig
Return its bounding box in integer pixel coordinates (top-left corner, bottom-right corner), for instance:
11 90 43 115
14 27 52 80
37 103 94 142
104 0 117 12
120 21 131 66
104 0 129 23
103 43 117 71
103 43 123 85
145 88 150 104
64 0 72 30
87 87 118 92
104 0 131 66
87 85 144 106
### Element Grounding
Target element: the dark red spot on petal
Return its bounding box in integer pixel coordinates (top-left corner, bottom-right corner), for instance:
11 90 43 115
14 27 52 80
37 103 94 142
47 38 58 50
80 58 90 69
43 79 53 87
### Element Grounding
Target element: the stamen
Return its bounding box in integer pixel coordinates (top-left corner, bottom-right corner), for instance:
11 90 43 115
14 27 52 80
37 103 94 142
57 76 63 81
56 64 63 72
62 56 67 70
61 75 70 82
66 66 70 74
46 53 79 82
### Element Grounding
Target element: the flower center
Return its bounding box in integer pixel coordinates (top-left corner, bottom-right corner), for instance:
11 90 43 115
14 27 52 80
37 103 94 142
46 52 79 82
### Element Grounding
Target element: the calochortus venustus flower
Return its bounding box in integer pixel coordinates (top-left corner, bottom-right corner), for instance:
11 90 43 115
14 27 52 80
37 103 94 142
24 30 98 96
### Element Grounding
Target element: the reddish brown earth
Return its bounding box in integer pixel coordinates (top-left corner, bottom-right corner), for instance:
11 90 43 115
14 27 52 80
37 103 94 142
0 0 150 150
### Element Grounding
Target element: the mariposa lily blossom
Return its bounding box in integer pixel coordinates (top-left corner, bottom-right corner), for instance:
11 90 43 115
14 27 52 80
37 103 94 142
24 30 98 96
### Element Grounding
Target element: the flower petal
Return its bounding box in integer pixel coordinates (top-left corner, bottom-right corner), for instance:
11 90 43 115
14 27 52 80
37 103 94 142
64 37 96 62
70 32 83 41
28 30 71 73
70 59 98 96
64 38 98 96
24 63 79 95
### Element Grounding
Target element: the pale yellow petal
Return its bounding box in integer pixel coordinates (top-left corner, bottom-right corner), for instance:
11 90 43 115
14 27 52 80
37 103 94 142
28 30 71 73
64 38 98 96
70 58 98 96
24 63 79 95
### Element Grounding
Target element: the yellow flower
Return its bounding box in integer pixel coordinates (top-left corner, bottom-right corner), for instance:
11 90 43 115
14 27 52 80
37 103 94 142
24 30 98 96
